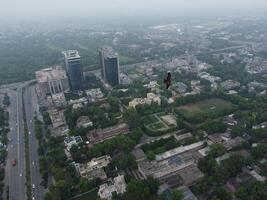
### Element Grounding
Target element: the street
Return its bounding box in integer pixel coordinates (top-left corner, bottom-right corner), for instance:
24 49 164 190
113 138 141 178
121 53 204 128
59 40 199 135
5 86 26 200
3 83 44 200
23 86 44 200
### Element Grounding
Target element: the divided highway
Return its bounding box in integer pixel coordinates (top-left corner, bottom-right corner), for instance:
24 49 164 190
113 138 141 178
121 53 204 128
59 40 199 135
4 83 43 200
6 86 26 200
23 86 43 200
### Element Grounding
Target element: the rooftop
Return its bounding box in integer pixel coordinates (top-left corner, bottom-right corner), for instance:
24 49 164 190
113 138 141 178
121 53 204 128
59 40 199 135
100 46 118 59
156 141 205 161
62 50 80 59
35 67 67 83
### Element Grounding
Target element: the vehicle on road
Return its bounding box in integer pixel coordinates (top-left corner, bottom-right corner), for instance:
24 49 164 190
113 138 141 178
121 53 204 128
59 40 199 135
32 184 35 189
11 159 16 166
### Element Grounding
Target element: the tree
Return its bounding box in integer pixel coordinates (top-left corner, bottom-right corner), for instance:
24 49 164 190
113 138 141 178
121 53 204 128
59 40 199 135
108 96 120 113
126 179 150 200
3 94 10 106
208 144 226 158
112 152 137 169
129 128 143 143
123 108 141 129
172 189 183 200
209 187 232 200
251 144 267 160
144 177 159 195
236 182 267 200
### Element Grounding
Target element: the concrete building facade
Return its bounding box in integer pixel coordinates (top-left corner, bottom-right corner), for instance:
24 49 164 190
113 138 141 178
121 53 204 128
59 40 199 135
62 50 84 91
35 66 69 98
99 47 120 86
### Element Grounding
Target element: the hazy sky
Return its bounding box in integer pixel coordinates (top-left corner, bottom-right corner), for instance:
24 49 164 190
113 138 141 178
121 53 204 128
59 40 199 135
1 0 267 20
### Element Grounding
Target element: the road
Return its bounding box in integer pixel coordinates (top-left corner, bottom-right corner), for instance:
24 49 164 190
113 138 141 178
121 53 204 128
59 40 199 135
5 86 26 200
23 86 43 200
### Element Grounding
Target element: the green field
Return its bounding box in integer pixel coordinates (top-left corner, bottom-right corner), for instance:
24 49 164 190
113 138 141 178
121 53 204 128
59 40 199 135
120 55 136 65
148 121 168 131
143 115 159 125
177 98 232 113
176 98 232 124
75 190 98 200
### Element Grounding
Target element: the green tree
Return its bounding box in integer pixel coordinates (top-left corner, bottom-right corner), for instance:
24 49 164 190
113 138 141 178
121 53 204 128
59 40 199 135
172 189 183 200
123 108 141 129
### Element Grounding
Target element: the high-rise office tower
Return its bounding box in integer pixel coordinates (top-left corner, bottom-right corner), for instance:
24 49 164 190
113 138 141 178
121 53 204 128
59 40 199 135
62 50 84 91
99 47 120 86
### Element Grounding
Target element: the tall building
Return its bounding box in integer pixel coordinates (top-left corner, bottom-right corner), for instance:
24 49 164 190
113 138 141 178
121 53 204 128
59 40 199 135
35 66 69 98
99 47 120 86
62 50 84 91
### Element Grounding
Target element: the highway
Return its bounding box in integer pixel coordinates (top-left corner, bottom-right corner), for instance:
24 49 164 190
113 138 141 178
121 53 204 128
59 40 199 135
23 86 43 200
5 86 26 200
3 83 44 200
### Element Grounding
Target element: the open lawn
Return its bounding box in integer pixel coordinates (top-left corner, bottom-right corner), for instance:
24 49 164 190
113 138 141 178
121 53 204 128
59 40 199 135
177 98 232 113
143 115 159 125
176 98 232 124
75 190 98 200
148 121 168 131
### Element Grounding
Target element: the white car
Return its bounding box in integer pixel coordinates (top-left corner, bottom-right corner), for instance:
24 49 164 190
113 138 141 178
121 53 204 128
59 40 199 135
32 184 35 189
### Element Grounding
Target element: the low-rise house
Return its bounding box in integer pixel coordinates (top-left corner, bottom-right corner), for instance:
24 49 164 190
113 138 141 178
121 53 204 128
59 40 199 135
48 109 69 136
98 175 127 200
208 134 245 150
129 93 161 108
86 88 104 99
144 81 160 89
69 97 88 105
64 136 83 151
155 141 205 161
51 93 67 107
87 123 129 145
77 116 93 128
179 186 198 200
226 172 256 193
220 80 241 90
160 115 177 127
223 114 238 126
49 109 66 128
252 121 267 129
77 155 111 181
173 82 188 94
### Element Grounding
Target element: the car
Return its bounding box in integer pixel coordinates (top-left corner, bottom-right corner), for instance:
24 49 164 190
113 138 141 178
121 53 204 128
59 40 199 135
11 159 16 166
32 184 35 189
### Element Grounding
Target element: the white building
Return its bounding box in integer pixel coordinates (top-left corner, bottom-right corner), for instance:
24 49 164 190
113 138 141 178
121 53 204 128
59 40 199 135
77 155 111 181
64 136 83 151
129 93 161 108
98 175 127 200
35 66 69 98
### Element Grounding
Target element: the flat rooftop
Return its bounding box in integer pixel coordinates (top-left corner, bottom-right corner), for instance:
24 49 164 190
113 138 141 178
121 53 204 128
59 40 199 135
36 67 67 83
100 46 118 58
62 50 80 59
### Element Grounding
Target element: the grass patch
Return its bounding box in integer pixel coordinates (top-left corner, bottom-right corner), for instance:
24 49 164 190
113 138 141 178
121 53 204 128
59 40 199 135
75 190 98 200
22 88 32 200
148 122 167 131
120 55 136 65
177 98 232 113
176 98 232 124
143 115 159 125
